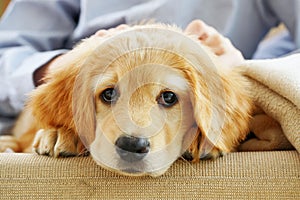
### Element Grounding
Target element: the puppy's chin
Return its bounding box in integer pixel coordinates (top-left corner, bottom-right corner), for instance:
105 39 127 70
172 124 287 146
93 160 171 177
88 132 181 177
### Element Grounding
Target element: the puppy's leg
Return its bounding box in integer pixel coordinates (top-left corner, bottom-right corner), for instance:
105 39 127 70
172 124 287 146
0 135 21 152
33 128 87 157
0 125 37 153
238 114 294 151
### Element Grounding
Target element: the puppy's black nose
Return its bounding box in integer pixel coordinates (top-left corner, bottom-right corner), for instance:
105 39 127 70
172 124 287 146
115 135 150 162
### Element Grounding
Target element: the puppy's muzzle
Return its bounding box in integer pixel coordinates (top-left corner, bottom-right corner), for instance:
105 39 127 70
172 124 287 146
115 135 150 162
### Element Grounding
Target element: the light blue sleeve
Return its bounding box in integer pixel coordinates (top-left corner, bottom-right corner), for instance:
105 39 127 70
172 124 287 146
225 0 300 59
0 0 80 116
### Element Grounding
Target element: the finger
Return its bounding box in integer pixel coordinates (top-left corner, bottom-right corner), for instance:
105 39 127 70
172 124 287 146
185 20 211 40
202 33 225 55
108 28 116 32
185 20 205 36
94 29 109 37
116 24 129 30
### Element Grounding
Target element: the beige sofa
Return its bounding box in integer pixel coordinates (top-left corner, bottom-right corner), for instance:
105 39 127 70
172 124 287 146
0 151 299 199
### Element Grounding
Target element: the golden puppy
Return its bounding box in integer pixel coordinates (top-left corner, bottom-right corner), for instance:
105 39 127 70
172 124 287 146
0 24 253 176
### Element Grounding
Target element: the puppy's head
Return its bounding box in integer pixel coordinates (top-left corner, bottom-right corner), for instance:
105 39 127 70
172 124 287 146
31 24 252 176
88 54 197 176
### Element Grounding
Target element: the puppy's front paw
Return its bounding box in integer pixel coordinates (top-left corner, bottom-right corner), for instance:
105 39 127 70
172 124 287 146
182 146 225 162
33 128 86 157
182 133 226 162
199 147 225 160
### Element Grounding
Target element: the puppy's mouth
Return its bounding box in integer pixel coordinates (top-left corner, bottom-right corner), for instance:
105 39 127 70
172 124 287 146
120 167 167 177
92 154 170 177
116 159 170 177
117 161 148 176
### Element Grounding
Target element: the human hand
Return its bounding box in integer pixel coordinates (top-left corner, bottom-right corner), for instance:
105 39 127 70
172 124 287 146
184 20 245 69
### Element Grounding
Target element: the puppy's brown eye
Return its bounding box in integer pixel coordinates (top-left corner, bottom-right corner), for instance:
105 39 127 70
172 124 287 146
101 88 118 103
158 91 178 107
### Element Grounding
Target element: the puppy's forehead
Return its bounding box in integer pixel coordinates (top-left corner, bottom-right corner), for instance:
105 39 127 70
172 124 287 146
93 63 189 95
117 63 189 91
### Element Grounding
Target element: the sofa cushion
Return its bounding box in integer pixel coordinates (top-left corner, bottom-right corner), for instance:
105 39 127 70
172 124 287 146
0 151 299 199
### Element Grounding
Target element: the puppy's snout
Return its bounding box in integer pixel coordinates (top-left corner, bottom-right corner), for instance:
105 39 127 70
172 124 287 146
115 135 150 162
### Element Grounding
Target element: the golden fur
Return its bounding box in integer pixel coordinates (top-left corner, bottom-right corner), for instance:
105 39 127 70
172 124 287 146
0 24 254 176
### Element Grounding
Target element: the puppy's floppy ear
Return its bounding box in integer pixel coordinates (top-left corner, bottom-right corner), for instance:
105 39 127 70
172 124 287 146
28 38 101 148
71 62 97 148
187 66 252 160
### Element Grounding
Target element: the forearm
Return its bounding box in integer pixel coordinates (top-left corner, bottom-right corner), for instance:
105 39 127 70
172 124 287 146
0 0 79 116
0 49 67 116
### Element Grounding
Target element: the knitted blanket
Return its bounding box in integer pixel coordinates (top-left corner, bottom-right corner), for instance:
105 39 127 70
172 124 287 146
243 54 300 153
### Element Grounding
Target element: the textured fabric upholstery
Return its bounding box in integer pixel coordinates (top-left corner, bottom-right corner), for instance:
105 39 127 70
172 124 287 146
1 151 299 199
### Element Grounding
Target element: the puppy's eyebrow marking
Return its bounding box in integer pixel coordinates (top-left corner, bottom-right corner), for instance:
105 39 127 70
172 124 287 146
92 73 117 91
163 74 188 91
